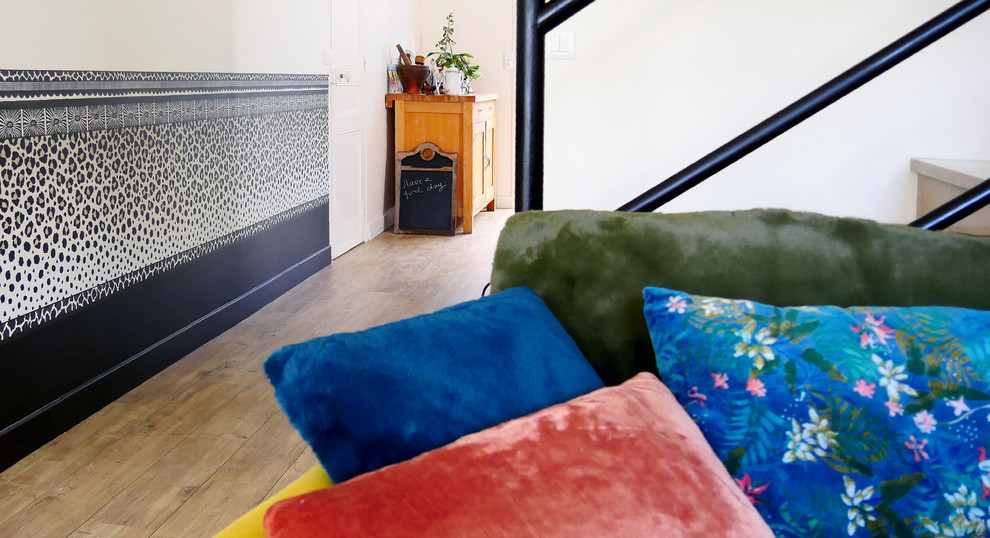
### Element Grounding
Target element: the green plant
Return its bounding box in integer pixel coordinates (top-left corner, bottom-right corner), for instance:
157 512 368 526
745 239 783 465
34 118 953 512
428 12 481 80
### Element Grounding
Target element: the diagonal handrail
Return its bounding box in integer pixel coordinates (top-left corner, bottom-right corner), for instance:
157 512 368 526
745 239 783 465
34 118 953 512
538 0 597 31
910 177 990 230
514 0 990 229
615 0 990 213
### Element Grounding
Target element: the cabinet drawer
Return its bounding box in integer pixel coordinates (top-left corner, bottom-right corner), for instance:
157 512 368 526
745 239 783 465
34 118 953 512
472 101 496 121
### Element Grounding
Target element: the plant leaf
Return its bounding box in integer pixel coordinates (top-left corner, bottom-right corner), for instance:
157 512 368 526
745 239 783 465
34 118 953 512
835 453 873 477
786 321 820 342
784 360 797 395
879 473 925 504
905 344 925 376
874 504 913 538
801 349 847 383
903 391 934 414
929 380 990 401
724 447 745 476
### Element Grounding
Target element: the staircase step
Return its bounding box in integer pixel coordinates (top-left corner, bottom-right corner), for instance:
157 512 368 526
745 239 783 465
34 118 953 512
912 158 990 236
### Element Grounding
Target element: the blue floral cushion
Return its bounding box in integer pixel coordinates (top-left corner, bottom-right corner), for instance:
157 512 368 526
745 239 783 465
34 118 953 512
643 286 990 537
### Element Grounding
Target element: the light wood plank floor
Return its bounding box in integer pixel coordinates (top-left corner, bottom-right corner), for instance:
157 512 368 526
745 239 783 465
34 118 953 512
0 209 513 537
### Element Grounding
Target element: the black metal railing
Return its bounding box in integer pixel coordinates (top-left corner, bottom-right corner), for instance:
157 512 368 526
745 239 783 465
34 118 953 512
911 177 990 230
516 0 595 212
516 0 990 230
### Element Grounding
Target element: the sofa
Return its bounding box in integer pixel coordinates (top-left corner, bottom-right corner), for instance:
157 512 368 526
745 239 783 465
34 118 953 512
218 208 990 537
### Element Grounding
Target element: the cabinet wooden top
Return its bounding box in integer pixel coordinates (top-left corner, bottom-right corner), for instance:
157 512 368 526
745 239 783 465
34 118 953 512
385 93 498 108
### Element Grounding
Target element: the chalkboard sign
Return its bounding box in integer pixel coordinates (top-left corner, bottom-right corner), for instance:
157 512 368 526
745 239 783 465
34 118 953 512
394 142 457 235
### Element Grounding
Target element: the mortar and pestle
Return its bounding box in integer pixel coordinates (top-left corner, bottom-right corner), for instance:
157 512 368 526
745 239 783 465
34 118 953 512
396 44 429 94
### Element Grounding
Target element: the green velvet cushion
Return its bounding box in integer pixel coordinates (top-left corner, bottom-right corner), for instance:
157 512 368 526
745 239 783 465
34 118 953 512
491 209 990 385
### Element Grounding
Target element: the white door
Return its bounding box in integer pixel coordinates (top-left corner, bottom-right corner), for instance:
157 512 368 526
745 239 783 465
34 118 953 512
329 0 366 258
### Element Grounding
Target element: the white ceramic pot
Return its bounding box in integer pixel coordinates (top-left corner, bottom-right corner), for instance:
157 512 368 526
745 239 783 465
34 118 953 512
443 69 464 96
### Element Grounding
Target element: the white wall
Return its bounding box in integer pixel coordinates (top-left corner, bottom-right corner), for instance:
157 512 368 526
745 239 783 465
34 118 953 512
362 0 516 235
544 0 990 223
1 0 427 240
231 0 331 73
364 0 423 233
1 0 329 74
420 0 517 209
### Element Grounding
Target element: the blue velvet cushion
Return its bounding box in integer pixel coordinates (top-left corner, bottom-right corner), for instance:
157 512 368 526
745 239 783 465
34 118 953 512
642 286 990 537
265 286 604 483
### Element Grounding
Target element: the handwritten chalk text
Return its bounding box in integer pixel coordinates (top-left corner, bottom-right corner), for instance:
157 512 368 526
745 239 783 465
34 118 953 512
402 175 447 200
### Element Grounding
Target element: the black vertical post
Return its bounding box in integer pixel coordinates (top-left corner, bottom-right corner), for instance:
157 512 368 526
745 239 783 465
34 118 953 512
516 0 544 211
516 0 596 212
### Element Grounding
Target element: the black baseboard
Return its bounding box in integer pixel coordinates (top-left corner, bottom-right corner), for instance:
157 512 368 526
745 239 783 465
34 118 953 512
0 203 331 472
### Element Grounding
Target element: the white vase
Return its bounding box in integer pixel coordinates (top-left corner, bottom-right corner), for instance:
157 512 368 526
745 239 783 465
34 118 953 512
443 69 464 96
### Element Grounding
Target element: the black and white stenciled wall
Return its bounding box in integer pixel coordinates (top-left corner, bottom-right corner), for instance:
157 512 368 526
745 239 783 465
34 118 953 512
0 70 331 342
0 70 332 468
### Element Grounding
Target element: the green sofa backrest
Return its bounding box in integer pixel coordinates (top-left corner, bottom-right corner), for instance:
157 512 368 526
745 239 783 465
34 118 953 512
490 209 990 385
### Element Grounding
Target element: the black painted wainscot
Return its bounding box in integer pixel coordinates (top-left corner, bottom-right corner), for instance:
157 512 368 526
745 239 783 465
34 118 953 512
0 70 331 470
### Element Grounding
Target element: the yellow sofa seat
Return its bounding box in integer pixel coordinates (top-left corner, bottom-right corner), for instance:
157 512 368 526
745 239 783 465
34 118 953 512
214 464 332 537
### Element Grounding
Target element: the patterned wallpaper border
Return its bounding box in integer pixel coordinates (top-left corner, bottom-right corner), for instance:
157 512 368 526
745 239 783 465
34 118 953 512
0 70 329 100
0 70 330 140
0 196 329 342
0 70 328 82
0 92 327 140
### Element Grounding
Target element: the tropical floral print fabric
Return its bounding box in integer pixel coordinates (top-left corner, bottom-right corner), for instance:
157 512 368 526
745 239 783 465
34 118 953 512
642 286 990 537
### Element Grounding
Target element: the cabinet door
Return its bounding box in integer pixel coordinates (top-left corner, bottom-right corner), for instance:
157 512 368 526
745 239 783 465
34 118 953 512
483 120 495 208
471 120 486 214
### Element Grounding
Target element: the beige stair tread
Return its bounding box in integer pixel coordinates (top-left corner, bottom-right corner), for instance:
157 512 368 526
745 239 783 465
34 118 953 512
912 158 990 236
910 158 990 189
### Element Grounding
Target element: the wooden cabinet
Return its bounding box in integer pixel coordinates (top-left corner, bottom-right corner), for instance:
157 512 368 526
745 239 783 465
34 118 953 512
386 93 497 234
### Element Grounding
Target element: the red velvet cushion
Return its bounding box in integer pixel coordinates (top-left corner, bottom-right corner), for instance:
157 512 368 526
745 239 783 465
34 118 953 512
264 373 772 537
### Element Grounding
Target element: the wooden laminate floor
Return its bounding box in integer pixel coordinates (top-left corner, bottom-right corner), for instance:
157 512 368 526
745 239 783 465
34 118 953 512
0 209 513 537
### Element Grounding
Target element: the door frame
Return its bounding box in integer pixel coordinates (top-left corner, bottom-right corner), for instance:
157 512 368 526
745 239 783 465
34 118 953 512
329 0 368 258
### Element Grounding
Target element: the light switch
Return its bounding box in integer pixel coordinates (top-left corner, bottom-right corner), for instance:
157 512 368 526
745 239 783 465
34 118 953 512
546 30 575 59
